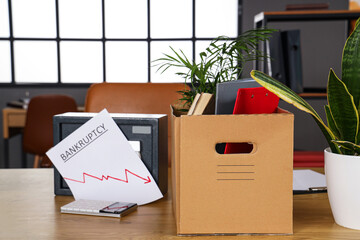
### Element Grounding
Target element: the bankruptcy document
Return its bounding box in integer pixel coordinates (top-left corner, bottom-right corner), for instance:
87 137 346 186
46 109 163 205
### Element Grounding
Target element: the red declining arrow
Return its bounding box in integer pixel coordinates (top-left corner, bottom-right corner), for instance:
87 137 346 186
63 169 151 184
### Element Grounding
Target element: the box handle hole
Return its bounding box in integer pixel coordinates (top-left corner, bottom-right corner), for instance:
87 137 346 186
215 143 254 154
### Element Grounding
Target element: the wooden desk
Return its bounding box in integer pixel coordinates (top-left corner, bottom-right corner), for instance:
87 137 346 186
2 108 27 139
1 169 360 239
2 108 27 168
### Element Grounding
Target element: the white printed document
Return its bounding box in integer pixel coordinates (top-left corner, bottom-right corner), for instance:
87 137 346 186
293 169 327 192
46 109 163 205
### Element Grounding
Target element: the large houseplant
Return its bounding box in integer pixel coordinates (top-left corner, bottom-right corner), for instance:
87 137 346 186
153 28 275 110
250 19 360 230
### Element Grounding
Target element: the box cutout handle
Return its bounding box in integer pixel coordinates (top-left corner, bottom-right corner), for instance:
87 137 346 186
216 143 254 154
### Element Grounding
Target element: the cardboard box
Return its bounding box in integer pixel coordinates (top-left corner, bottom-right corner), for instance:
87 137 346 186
171 107 294 235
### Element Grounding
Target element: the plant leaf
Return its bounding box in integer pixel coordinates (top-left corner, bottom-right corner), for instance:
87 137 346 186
250 70 341 154
251 70 321 119
324 105 340 140
332 140 360 155
327 69 359 144
342 18 360 110
152 28 276 105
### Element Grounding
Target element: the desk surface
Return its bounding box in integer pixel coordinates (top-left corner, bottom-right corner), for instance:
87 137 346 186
1 169 360 239
2 107 26 139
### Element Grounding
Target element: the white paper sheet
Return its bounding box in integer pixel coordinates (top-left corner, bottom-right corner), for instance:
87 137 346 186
293 169 327 191
46 109 163 205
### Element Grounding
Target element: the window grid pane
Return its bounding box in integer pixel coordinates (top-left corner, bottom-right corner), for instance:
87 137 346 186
105 0 147 39
150 0 193 38
60 41 103 83
196 0 238 38
4 0 239 84
0 0 10 37
0 41 11 83
195 40 211 63
106 41 148 83
59 0 102 38
151 41 192 83
12 0 56 38
14 41 58 83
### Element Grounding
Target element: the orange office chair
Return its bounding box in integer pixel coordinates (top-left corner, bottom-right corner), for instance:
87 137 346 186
84 82 190 165
23 95 78 168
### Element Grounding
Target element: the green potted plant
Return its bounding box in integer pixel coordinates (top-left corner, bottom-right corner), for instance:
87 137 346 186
250 19 360 230
153 28 275 111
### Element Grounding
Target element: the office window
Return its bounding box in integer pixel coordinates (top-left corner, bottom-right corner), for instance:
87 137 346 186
105 0 148 38
60 41 103 83
196 0 238 38
0 0 9 37
14 41 58 83
151 41 193 83
12 0 56 38
1 0 239 85
59 0 102 38
0 41 11 82
151 0 192 38
106 41 148 83
195 40 212 62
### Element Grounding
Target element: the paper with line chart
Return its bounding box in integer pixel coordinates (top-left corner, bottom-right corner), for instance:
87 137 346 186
46 109 163 205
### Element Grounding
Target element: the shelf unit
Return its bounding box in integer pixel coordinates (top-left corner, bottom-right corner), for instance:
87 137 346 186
254 10 360 97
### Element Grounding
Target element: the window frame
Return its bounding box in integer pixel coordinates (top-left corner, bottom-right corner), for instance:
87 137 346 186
0 0 241 87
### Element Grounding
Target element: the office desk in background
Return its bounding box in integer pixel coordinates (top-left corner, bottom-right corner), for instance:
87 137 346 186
1 168 360 239
2 107 84 168
2 107 27 168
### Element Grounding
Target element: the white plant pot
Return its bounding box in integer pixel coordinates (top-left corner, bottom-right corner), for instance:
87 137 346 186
325 147 360 230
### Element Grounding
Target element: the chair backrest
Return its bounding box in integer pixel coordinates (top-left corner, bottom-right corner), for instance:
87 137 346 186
23 94 78 155
85 82 188 113
85 82 190 165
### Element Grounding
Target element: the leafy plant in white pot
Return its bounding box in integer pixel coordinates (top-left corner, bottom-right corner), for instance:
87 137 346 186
250 19 360 230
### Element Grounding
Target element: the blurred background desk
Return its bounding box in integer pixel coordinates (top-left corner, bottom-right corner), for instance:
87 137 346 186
1 168 360 239
2 108 27 168
2 106 83 168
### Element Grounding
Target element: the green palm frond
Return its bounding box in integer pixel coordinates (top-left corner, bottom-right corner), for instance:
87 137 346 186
152 28 276 105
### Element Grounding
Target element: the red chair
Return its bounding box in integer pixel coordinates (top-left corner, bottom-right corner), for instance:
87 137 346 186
293 151 324 167
84 82 189 166
23 95 78 168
